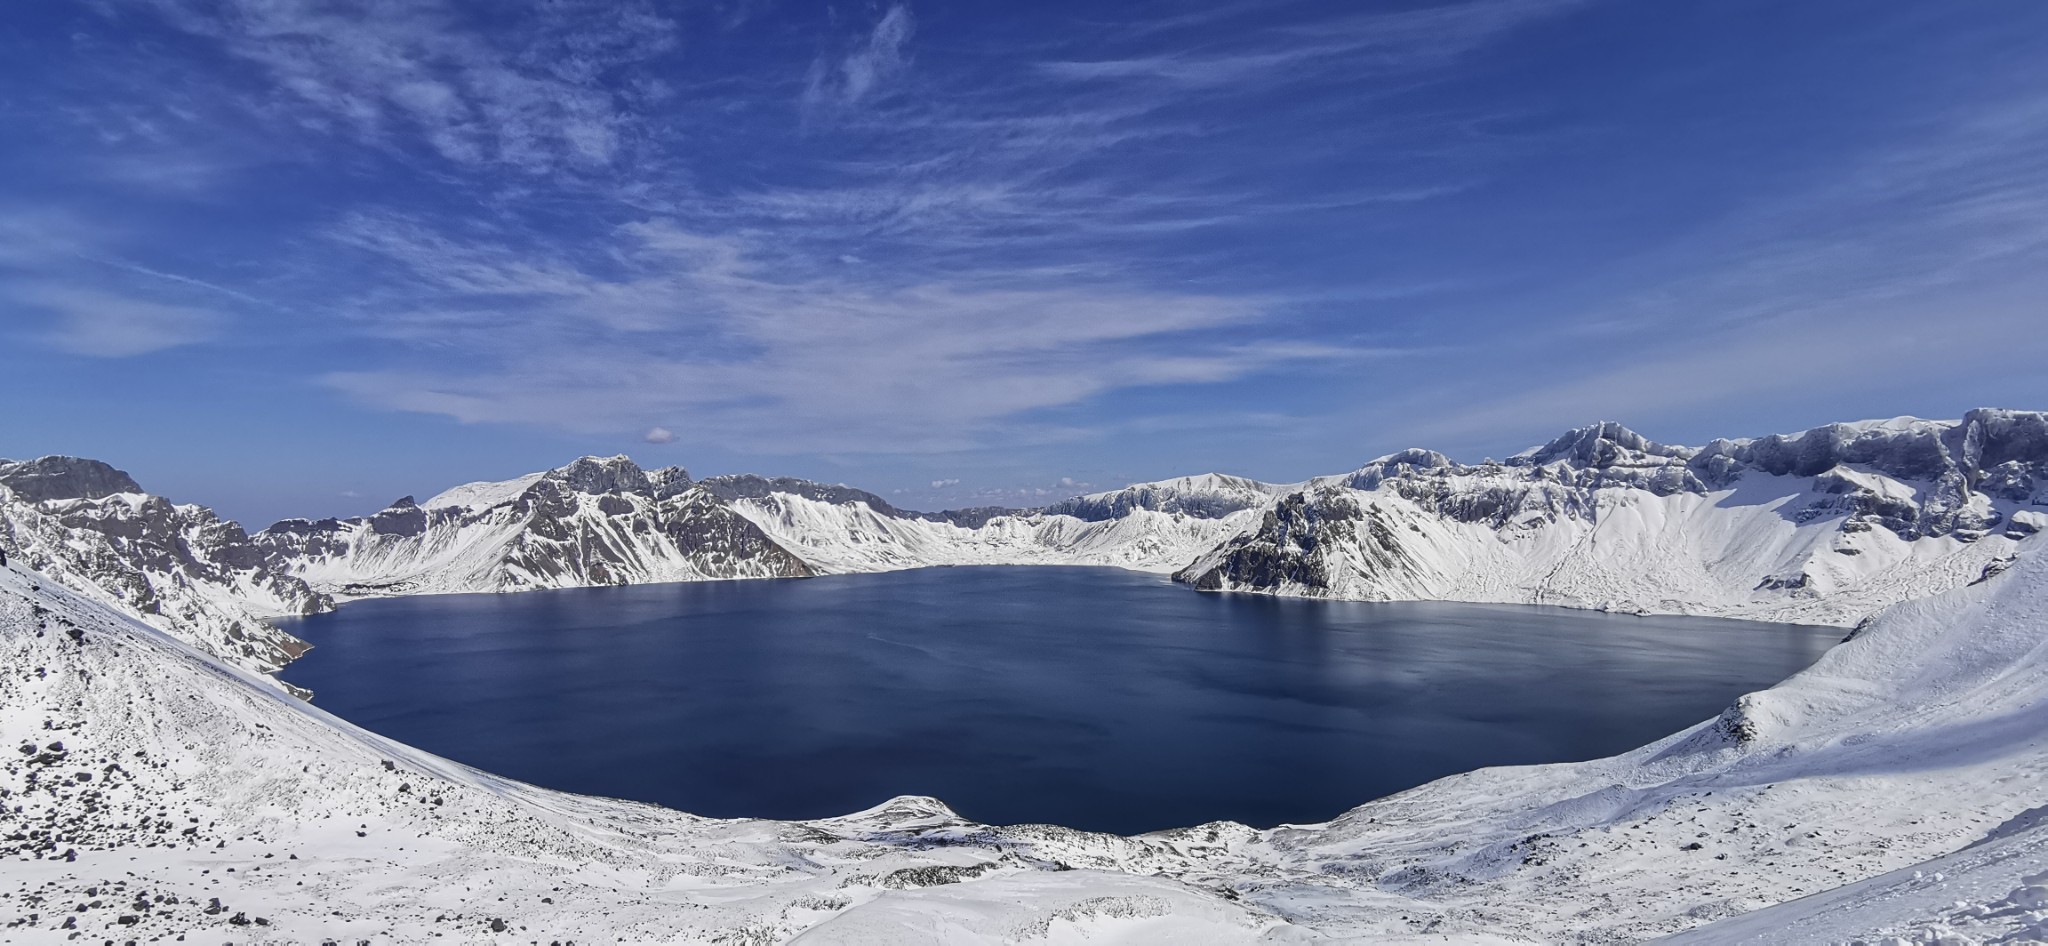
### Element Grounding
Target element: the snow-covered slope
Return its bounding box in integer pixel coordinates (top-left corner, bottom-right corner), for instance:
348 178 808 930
0 560 1285 943
8 502 2048 941
717 477 1272 576
0 456 329 683
1180 410 2047 626
1216 542 2048 943
254 456 813 599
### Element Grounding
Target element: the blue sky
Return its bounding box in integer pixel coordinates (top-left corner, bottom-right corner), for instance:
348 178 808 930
3 0 2046 526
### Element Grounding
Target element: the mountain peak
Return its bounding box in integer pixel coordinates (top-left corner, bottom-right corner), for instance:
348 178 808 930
0 455 145 503
1513 422 1687 468
548 455 651 495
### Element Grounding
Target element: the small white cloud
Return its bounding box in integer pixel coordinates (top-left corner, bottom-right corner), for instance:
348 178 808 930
340 489 361 498
930 477 960 488
643 426 677 444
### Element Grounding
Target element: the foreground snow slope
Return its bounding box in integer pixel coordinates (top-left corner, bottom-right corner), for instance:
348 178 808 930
6 536 2048 941
1225 545 2048 943
0 562 1286 943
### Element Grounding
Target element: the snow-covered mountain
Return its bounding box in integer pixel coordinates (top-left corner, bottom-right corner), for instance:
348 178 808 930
251 455 813 600
6 496 2048 942
1179 409 2048 626
236 409 2048 629
249 461 1280 593
1042 472 1292 521
0 456 329 685
709 472 1278 575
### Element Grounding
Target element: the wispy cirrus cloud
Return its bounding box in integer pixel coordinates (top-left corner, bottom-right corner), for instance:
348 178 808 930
0 211 262 358
318 212 1391 452
1349 86 2048 451
5 0 1728 480
804 5 917 110
129 0 680 172
1038 0 1581 89
16 284 222 357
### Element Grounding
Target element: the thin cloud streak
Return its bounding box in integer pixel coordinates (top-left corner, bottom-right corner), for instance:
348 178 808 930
1346 87 2048 455
1037 0 1582 89
15 284 223 358
804 5 917 109
127 0 680 172
318 214 1395 453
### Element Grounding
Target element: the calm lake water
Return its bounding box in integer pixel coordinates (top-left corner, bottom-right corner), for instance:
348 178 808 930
278 566 1838 834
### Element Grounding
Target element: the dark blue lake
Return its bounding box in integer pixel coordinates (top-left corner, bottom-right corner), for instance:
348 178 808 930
277 566 1837 834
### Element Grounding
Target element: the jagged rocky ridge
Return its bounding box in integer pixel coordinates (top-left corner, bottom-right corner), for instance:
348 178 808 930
250 458 1269 596
1178 410 2048 624
251 455 814 600
0 456 329 684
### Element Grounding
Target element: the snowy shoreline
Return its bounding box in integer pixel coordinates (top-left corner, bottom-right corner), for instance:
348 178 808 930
3 409 2046 941
5 541 2047 942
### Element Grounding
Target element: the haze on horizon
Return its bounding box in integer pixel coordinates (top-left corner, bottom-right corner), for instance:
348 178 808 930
3 0 2045 527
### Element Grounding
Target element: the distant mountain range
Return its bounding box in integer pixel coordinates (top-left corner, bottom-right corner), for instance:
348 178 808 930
3 409 2043 691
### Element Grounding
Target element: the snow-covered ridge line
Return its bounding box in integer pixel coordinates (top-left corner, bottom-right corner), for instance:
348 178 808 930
1181 409 2048 626
253 455 810 602
6 500 2048 941
249 456 1277 596
6 409 2043 681
0 456 329 689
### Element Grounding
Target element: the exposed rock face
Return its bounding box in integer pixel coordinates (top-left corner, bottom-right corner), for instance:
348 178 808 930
706 473 1274 575
1043 474 1285 522
254 456 813 599
698 475 1034 528
648 464 694 499
0 456 144 503
699 474 903 513
1177 410 2048 625
0 457 330 682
